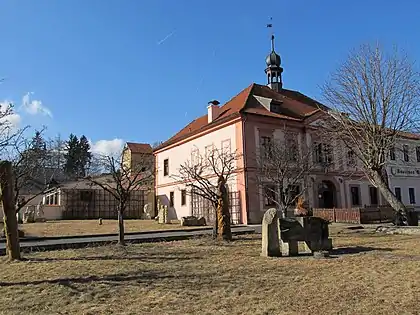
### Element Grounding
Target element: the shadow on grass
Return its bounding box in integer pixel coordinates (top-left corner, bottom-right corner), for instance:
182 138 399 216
331 246 394 256
0 271 194 288
23 254 202 263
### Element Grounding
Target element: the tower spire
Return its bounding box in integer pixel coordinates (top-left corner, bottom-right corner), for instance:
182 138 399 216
265 18 283 91
271 34 275 52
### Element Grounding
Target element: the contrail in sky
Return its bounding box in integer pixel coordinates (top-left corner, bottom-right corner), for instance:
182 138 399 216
157 30 176 45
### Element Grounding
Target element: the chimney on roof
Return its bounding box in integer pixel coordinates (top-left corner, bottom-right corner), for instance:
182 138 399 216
207 100 220 123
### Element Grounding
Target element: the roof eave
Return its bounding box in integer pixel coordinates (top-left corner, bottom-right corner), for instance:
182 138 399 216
153 112 242 153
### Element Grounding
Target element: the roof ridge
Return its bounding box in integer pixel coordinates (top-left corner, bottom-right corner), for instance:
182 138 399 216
239 83 256 113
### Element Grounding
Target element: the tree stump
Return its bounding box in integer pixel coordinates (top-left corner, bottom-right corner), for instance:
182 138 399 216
217 196 232 241
216 176 232 241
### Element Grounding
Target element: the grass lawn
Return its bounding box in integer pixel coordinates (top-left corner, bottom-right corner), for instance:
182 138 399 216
3 220 202 238
0 225 420 314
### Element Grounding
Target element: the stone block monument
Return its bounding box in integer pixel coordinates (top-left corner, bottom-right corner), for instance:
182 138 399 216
261 205 332 258
279 216 332 256
261 208 281 257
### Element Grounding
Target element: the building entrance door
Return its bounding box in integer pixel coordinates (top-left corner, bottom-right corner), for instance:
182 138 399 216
318 180 336 208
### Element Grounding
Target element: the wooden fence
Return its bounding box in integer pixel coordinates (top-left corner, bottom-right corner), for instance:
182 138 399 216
312 206 396 224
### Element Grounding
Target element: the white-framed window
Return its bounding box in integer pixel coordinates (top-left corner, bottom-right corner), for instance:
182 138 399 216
350 185 361 206
409 188 416 204
263 184 276 207
260 136 272 158
285 138 298 161
347 150 356 167
394 187 402 202
205 144 214 159
369 186 379 205
191 148 200 165
163 158 169 176
44 192 59 205
314 142 333 165
403 145 409 162
221 139 231 154
389 147 396 161
181 189 187 206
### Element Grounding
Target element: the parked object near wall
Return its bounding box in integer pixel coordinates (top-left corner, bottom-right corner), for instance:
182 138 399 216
180 216 207 227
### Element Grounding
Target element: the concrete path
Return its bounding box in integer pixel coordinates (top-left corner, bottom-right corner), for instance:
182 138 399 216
0 226 256 255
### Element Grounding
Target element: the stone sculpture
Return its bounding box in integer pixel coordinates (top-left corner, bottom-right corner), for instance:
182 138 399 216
261 208 281 257
261 208 333 258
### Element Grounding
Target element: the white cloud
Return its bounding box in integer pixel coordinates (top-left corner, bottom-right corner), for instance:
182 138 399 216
22 92 52 117
0 101 21 129
91 138 124 156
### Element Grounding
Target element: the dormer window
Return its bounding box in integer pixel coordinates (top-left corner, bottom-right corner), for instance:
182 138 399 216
270 101 282 114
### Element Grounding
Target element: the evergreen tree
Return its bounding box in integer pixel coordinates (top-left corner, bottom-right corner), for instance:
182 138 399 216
64 134 79 177
20 130 48 171
30 130 47 153
78 135 92 177
63 134 92 178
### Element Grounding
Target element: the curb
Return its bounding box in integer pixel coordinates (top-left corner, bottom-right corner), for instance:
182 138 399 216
0 225 220 243
0 228 256 255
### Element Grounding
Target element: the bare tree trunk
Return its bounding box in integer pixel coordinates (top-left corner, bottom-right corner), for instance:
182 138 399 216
217 196 232 241
212 207 218 240
117 206 125 246
370 170 408 224
0 161 21 260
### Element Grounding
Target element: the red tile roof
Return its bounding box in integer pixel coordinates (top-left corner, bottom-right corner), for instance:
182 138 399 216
154 84 254 150
153 83 332 151
126 142 152 154
397 131 420 140
153 82 420 151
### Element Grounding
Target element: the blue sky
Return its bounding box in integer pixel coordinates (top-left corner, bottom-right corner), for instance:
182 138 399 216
1 0 419 154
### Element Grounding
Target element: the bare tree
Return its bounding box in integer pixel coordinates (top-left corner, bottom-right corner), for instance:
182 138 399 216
0 103 26 155
0 130 61 261
322 43 420 223
174 146 241 241
8 131 59 215
256 130 316 216
87 152 154 245
0 104 35 260
152 141 163 149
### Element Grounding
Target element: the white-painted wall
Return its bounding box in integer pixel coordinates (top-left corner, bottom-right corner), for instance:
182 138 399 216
42 206 63 220
253 122 420 212
385 137 420 207
155 123 239 220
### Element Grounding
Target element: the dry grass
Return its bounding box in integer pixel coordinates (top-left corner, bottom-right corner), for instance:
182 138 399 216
4 220 200 237
1 225 420 315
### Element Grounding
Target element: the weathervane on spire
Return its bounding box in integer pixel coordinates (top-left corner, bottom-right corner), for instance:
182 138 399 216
264 16 283 91
266 17 275 52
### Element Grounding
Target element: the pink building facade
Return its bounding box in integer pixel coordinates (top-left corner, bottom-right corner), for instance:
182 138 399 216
154 35 420 224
